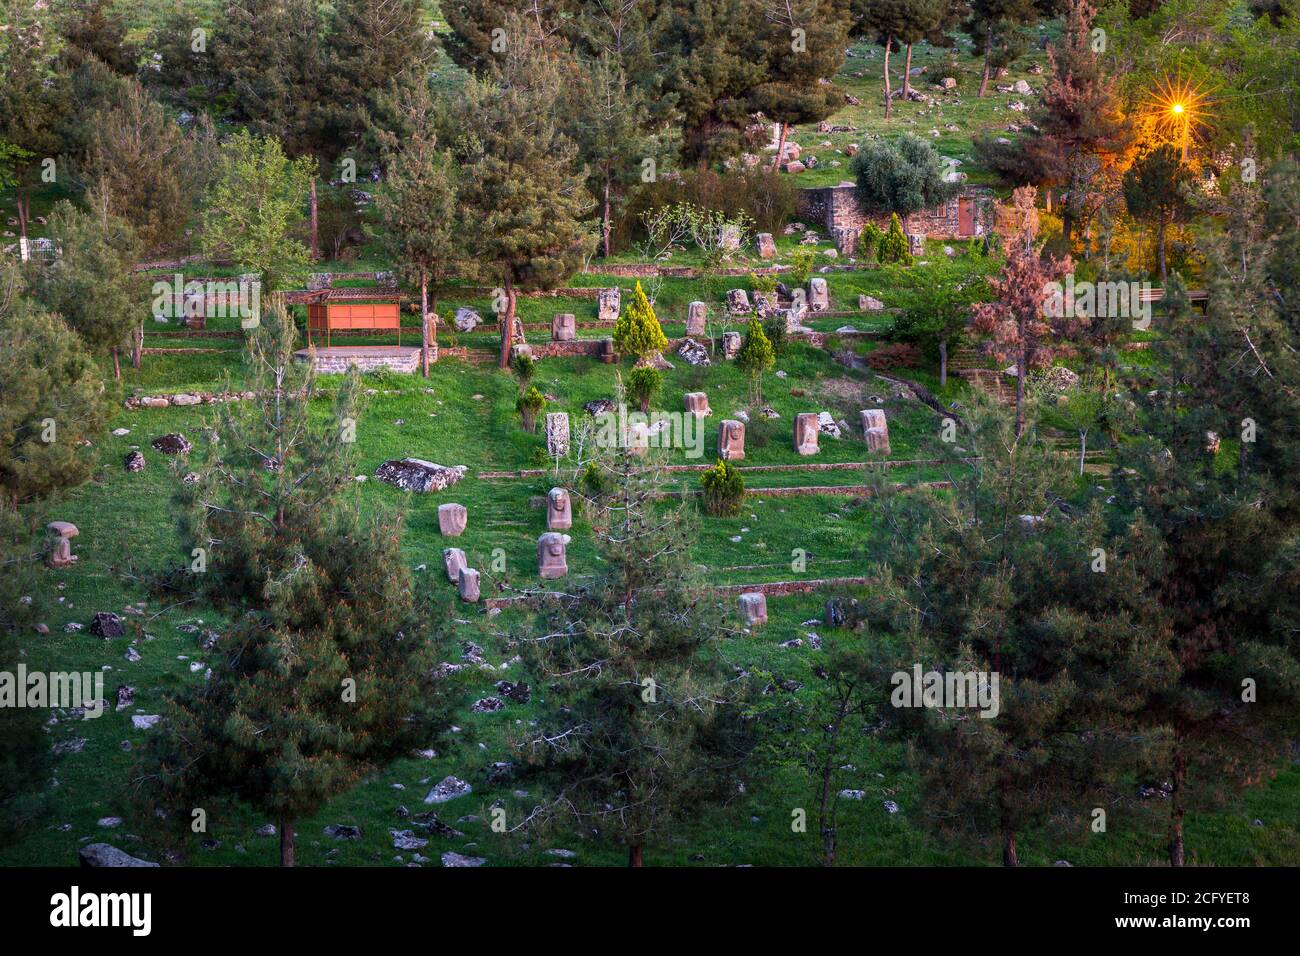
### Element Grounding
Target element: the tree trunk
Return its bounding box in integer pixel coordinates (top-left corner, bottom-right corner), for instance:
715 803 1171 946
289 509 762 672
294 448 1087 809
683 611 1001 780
420 270 430 377
1168 736 1186 867
309 178 319 262
1078 431 1087 475
772 121 789 172
628 844 643 868
17 188 30 241
1002 829 1019 867
938 337 948 388
1157 219 1168 285
903 43 914 98
979 36 993 97
111 347 121 380
1062 204 1074 243
280 817 295 868
602 175 612 258
131 323 143 369
497 279 515 370
883 39 894 119
1014 341 1026 437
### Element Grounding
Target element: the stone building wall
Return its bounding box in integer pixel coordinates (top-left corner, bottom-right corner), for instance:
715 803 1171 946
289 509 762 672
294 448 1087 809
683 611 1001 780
798 184 996 239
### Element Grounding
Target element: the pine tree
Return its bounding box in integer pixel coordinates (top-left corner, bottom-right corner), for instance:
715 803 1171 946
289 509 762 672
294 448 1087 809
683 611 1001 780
0 260 114 506
455 16 596 369
613 281 668 360
962 0 1039 97
850 0 945 117
516 445 757 867
1020 0 1133 242
1123 144 1193 284
870 401 1176 866
377 83 460 376
750 0 852 158
141 302 452 866
27 197 144 378
1114 160 1300 866
735 318 776 404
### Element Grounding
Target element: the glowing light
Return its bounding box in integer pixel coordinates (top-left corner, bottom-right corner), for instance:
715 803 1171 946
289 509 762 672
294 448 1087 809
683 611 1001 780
1143 76 1214 161
1171 102 1184 115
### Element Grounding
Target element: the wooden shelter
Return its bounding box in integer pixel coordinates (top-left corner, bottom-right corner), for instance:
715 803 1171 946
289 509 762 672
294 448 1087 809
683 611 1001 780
303 289 404 348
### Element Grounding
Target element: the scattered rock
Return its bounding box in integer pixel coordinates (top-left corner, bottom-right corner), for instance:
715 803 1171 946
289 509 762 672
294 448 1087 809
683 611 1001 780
441 851 486 867
79 843 158 867
89 612 125 639
124 451 145 472
424 775 472 805
374 459 467 493
150 433 193 455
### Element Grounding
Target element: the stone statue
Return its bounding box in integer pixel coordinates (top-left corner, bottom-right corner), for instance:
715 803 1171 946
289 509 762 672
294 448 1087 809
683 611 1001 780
552 313 575 341
538 532 570 579
547 487 572 530
860 409 891 455
684 392 711 418
45 521 79 569
686 301 707 337
718 419 746 461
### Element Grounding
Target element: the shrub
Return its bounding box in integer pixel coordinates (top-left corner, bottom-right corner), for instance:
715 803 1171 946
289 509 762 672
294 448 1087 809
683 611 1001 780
613 281 668 358
761 313 789 356
878 213 912 264
700 459 746 517
736 318 776 404
579 460 608 499
750 271 778 294
516 385 546 432
789 247 816 286
510 350 536 389
619 167 799 250
626 365 662 413
861 223 884 262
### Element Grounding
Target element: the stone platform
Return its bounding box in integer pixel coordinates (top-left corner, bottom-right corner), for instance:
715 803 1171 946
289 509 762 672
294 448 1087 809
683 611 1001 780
294 346 422 374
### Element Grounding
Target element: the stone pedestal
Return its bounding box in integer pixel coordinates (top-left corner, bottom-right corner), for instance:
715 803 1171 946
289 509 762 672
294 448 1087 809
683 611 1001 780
795 413 820 456
546 488 572 531
860 409 891 455
718 420 746 461
684 392 711 418
600 338 616 364
438 503 468 536
538 533 570 579
458 567 480 602
739 592 768 628
545 412 570 457
726 289 751 314
443 547 467 583
45 521 79 568
551 313 575 341
686 301 707 337
756 233 776 259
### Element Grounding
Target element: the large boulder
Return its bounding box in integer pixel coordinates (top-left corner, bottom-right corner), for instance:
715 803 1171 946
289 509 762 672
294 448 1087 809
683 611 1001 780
151 433 192 455
676 338 711 367
79 843 158 867
453 308 481 333
374 459 467 493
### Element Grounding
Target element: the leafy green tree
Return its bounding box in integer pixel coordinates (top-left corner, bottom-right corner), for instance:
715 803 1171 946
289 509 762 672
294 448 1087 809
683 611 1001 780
1057 374 1110 475
377 83 460 376
1123 144 1193 284
699 458 745 516
736 317 776 404
613 282 669 359
55 0 136 75
140 6 226 114
143 303 452 866
200 130 314 292
894 272 990 385
454 18 595 369
516 445 756 866
851 134 958 228
27 198 144 378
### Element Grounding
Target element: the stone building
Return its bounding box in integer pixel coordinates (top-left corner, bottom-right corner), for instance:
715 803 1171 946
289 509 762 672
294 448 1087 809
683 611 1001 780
796 183 996 241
